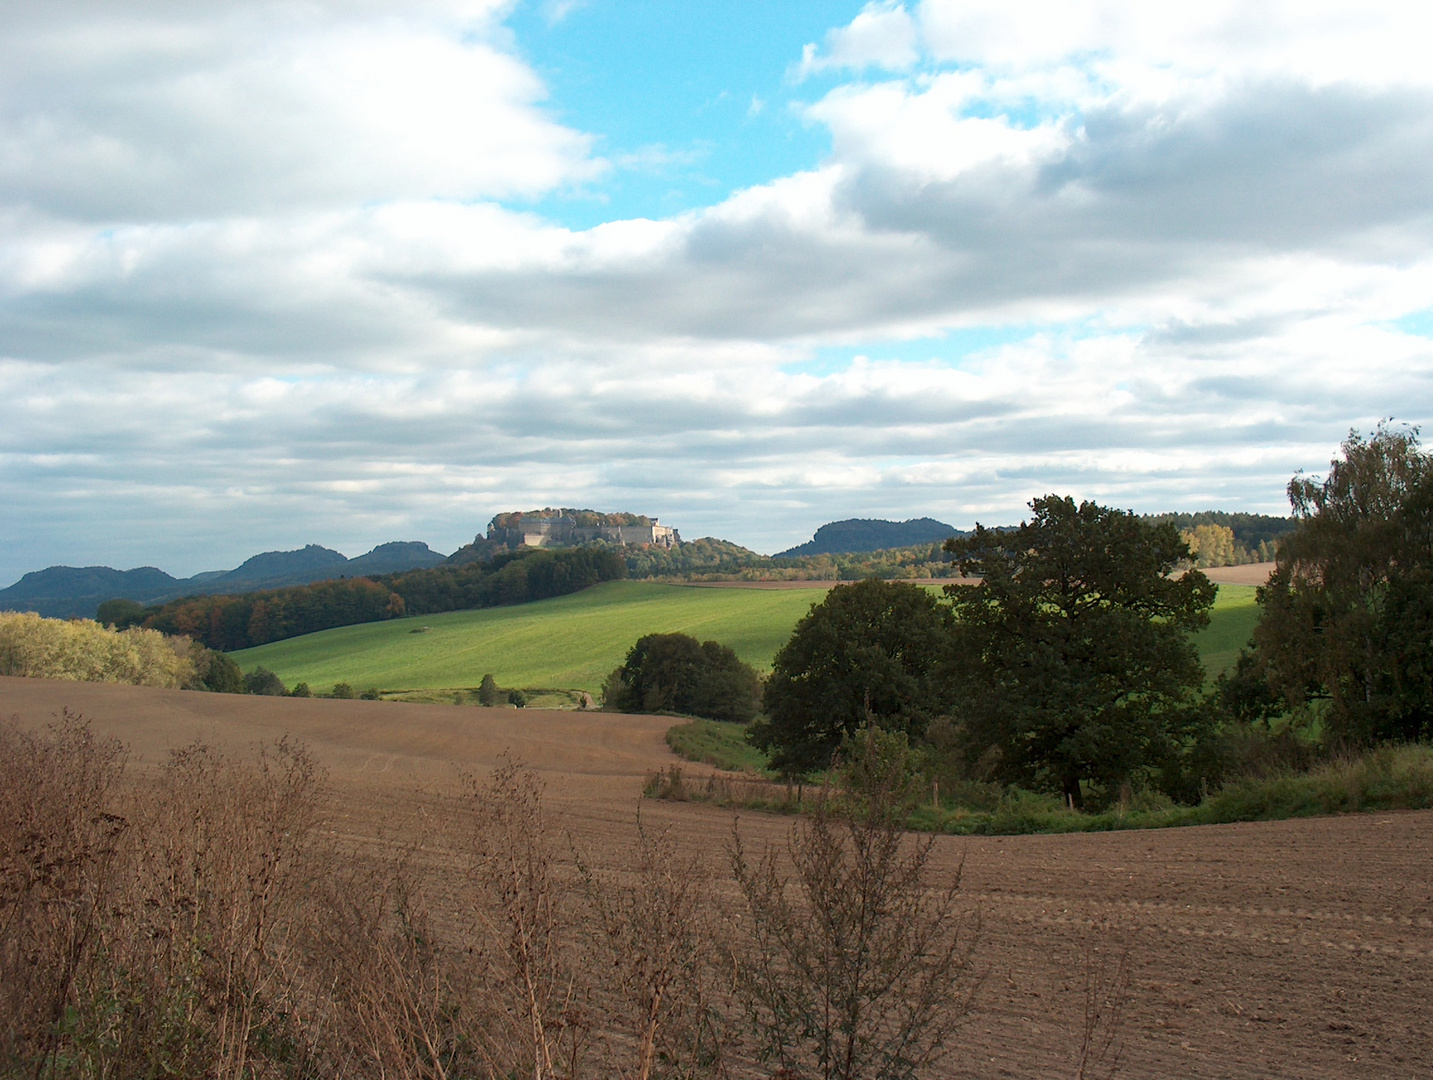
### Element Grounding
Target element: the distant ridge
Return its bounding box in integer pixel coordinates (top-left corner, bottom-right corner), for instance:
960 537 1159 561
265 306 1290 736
776 517 964 558
0 541 448 619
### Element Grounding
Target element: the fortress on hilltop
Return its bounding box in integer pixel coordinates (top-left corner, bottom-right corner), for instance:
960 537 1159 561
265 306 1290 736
487 509 680 549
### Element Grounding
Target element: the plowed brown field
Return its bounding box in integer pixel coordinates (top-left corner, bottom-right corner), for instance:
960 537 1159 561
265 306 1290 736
4 674 1429 1078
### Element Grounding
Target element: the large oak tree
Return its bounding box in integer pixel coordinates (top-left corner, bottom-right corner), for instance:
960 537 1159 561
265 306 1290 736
945 496 1216 809
750 578 953 778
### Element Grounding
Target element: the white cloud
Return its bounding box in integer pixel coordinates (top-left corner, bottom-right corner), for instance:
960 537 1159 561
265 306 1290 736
540 0 588 26
3 0 1433 582
795 2 920 80
915 1 1433 88
0 3 601 221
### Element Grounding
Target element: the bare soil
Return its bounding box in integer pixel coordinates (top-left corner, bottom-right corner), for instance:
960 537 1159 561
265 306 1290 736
4 674 1429 1078
1203 562 1276 586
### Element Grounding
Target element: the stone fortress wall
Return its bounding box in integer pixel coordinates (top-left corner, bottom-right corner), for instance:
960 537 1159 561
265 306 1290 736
487 510 679 550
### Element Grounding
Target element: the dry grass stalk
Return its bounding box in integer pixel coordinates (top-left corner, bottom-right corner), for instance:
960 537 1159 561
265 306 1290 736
141 738 321 1078
2 721 987 1080
1073 926 1130 1080
307 848 470 1080
464 759 589 1080
575 811 725 1080
0 715 324 1080
0 712 128 1078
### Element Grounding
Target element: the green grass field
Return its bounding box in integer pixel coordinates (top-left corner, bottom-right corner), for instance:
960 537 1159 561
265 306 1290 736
1193 583 1259 682
232 581 835 695
234 580 1261 698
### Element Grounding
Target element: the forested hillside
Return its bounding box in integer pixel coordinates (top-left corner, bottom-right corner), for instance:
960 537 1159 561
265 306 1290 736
111 547 626 652
775 517 962 557
0 541 447 618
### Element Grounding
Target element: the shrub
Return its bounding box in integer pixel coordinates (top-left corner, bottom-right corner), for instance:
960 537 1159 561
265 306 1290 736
244 665 287 696
95 597 147 628
0 611 195 688
197 647 246 693
605 632 761 722
753 579 951 777
477 673 500 706
728 777 976 1078
331 682 356 699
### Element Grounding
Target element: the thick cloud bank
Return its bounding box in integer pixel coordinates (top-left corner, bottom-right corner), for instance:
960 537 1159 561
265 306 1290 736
3 0 1432 580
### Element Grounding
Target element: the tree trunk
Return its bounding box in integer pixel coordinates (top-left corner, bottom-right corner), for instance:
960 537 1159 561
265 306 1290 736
1063 774 1084 812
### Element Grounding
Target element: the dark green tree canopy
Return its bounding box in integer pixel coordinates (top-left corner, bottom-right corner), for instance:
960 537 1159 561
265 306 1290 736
1247 424 1433 744
194 647 245 694
95 597 147 629
477 673 501 707
243 665 287 697
750 578 954 778
605 632 761 723
945 496 1216 808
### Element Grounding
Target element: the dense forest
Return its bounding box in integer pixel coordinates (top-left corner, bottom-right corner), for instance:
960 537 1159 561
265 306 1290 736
106 547 626 652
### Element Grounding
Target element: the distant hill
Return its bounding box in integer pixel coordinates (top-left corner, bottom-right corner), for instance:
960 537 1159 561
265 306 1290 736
346 541 448 576
0 541 448 619
0 566 184 620
213 544 350 587
776 518 965 558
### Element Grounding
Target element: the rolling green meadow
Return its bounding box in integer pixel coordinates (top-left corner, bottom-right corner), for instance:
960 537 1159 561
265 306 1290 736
233 580 1261 699
233 581 831 694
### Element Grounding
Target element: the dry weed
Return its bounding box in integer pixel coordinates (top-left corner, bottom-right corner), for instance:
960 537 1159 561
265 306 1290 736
1 722 986 1080
1072 925 1130 1080
728 782 978 1080
463 759 591 1080
575 811 725 1080
0 712 128 1077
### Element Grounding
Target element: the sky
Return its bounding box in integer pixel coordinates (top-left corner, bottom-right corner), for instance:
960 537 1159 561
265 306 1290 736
4 0 1433 582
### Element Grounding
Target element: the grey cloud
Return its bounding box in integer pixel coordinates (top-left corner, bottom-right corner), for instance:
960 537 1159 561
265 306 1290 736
395 84 1433 347
1144 315 1294 347
2 335 1403 583
1038 83 1433 246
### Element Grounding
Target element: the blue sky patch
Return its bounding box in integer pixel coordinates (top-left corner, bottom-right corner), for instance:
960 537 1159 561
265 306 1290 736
783 325 1054 376
506 1 866 226
1389 310 1433 338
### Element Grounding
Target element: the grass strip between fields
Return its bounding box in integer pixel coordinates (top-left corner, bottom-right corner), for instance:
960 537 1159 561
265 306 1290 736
650 740 1433 835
